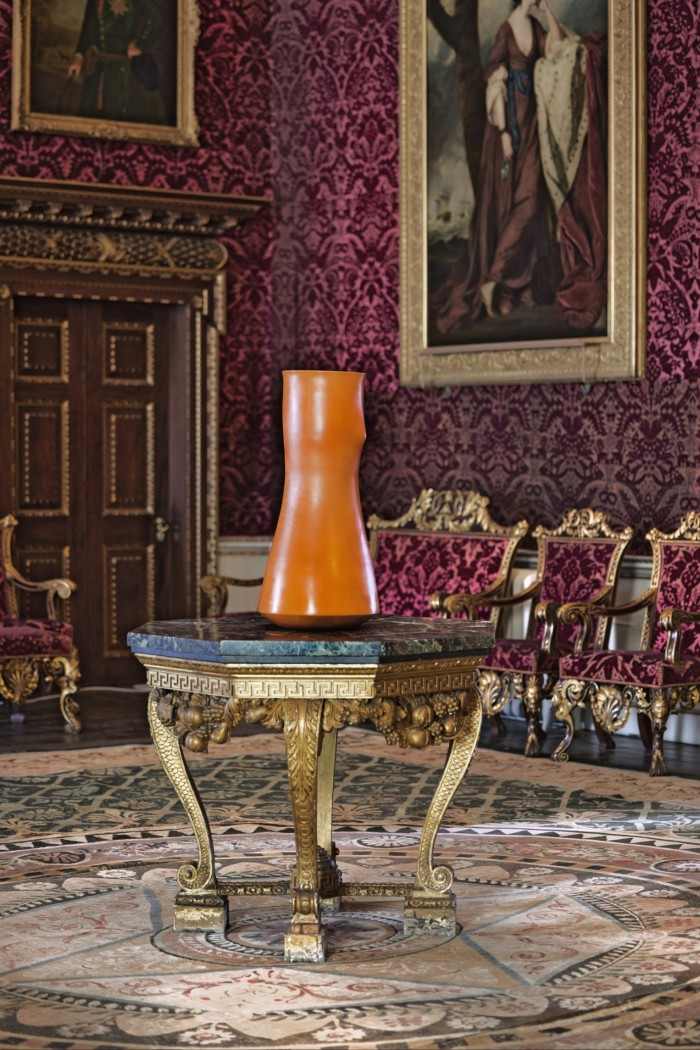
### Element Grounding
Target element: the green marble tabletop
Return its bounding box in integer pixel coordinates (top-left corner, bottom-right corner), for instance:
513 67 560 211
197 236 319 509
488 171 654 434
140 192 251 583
127 613 494 666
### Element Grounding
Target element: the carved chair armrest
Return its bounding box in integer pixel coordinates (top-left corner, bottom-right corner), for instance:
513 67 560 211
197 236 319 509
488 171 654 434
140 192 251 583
4 564 76 620
200 573 265 616
536 585 613 655
556 586 658 655
660 607 700 665
430 575 507 619
442 577 541 618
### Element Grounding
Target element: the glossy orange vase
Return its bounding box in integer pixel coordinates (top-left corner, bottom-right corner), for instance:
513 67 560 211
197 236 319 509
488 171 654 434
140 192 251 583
258 370 379 630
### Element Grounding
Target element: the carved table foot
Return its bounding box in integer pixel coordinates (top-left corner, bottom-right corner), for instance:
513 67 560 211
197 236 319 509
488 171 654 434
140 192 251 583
404 890 457 934
174 892 229 932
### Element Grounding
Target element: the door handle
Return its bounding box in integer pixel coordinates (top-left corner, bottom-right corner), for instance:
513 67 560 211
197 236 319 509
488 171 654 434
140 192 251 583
154 516 170 543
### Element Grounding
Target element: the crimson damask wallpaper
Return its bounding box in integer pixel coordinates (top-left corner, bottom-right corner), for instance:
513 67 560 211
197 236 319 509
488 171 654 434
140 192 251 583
0 0 698 541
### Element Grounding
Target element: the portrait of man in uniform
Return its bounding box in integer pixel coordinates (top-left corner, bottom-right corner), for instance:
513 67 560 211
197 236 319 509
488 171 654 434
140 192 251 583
12 0 198 145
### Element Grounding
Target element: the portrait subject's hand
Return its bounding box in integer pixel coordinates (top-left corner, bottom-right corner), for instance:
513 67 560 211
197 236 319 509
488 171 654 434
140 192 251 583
127 41 142 58
501 131 514 162
68 54 83 78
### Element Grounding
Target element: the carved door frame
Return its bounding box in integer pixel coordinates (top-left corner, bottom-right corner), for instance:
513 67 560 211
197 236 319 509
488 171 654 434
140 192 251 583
0 177 262 631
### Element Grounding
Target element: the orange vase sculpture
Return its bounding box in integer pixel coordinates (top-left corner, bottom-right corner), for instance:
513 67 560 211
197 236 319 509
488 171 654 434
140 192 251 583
258 369 379 630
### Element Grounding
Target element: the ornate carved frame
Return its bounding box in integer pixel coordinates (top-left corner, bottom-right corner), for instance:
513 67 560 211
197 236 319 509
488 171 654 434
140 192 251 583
400 0 647 387
12 0 200 146
0 176 264 612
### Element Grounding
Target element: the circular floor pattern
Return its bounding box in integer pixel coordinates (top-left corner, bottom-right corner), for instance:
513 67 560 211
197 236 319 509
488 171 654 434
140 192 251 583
154 905 456 965
3 829 700 1049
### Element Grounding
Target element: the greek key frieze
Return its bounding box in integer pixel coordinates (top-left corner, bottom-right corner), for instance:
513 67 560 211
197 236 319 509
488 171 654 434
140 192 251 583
376 671 474 697
232 676 376 701
147 668 234 697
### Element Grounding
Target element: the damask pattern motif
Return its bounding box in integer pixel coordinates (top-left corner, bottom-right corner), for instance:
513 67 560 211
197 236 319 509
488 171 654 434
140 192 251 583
0 0 698 539
372 531 511 618
482 638 560 675
558 647 700 689
251 0 700 541
537 538 621 645
0 618 73 656
652 545 700 655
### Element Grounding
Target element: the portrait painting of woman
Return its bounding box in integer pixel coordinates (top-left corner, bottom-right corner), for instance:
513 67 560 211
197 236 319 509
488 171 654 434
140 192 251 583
427 0 609 349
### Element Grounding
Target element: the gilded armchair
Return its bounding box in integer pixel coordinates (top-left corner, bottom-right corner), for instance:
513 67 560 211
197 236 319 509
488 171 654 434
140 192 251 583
552 512 700 776
443 509 633 758
0 514 81 732
367 488 528 629
200 572 264 617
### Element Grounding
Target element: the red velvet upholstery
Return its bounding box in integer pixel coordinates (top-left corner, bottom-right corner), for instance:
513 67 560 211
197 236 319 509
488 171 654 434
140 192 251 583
482 638 563 675
0 619 73 657
537 538 622 645
0 513 80 732
552 517 700 775
373 530 513 619
559 544 700 688
474 509 632 761
559 646 700 689
651 544 700 655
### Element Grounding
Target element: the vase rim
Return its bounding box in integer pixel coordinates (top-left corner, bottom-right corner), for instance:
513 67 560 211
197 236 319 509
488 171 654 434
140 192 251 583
282 369 365 378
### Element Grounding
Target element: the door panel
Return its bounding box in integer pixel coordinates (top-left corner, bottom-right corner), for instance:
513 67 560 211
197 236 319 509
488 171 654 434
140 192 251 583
4 293 192 688
16 399 69 514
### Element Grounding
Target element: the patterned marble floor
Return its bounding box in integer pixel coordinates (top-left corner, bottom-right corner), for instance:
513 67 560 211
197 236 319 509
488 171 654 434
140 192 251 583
1 730 700 1049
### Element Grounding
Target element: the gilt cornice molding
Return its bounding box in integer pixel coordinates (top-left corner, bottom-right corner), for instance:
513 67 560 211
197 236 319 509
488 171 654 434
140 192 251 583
0 177 266 278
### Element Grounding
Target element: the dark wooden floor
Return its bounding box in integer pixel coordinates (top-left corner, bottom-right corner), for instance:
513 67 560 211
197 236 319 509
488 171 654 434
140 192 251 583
2 689 699 778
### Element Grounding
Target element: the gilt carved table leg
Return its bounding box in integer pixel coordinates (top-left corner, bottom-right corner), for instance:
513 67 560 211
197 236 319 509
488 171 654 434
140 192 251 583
405 689 482 935
282 697 328 963
147 690 228 932
317 727 341 915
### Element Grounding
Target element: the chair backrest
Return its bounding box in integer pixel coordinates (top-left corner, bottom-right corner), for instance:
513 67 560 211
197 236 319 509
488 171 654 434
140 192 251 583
367 489 528 627
645 513 700 657
530 508 633 647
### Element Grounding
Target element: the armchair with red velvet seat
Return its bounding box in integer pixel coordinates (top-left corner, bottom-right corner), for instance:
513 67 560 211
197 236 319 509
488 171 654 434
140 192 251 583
442 509 633 758
0 514 81 732
366 488 528 630
552 512 700 776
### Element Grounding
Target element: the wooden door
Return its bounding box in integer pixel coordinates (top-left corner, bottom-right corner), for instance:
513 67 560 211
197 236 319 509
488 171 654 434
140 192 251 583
1 291 202 687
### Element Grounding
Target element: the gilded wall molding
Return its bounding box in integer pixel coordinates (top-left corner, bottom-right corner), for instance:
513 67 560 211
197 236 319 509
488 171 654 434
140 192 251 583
0 177 265 279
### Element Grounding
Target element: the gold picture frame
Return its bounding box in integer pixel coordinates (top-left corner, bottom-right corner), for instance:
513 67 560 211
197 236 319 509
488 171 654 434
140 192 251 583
400 0 646 387
12 0 199 147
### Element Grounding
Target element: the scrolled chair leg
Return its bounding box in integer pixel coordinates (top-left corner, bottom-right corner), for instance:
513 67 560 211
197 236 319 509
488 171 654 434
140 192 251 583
522 675 544 757
647 688 671 777
45 654 82 734
551 678 586 763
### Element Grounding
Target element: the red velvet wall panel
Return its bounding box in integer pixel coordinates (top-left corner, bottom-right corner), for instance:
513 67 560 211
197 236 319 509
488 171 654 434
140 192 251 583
1 0 698 540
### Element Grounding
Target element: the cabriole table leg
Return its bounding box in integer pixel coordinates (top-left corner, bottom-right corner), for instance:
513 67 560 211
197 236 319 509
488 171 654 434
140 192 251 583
147 690 228 933
404 696 482 934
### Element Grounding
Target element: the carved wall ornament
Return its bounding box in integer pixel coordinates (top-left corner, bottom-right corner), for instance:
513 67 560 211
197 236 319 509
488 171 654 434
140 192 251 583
0 177 263 279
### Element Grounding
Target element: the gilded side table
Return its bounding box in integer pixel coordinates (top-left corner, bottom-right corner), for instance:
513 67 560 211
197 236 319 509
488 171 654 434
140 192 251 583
127 613 493 963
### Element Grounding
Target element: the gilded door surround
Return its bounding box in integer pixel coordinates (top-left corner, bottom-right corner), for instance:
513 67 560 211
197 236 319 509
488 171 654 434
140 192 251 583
0 178 263 653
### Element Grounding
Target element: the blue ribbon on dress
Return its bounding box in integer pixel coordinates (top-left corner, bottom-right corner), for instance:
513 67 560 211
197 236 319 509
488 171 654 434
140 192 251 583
506 70 532 152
